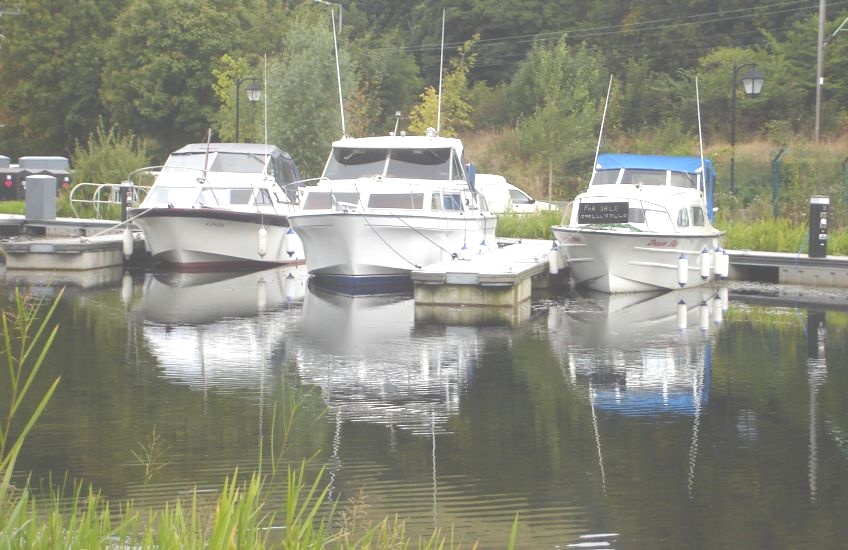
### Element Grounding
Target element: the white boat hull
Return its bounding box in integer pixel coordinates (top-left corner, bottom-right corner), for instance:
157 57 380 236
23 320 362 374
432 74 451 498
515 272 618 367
289 211 497 280
133 208 304 270
552 226 722 293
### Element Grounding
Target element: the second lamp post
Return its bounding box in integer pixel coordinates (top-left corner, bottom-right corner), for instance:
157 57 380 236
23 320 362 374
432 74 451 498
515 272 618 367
235 77 262 143
730 64 765 193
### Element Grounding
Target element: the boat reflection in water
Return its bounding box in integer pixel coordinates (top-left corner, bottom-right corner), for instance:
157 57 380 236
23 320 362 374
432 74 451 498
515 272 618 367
134 265 307 392
550 286 728 416
296 280 477 435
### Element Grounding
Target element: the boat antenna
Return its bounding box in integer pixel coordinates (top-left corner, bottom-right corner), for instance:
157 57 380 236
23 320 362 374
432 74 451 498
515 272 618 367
593 74 613 172
264 53 269 174
436 8 445 135
695 76 706 195
330 11 346 137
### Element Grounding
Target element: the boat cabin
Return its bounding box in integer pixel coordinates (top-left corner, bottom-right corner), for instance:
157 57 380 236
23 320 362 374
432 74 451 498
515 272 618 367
140 143 303 209
300 134 485 214
570 153 717 234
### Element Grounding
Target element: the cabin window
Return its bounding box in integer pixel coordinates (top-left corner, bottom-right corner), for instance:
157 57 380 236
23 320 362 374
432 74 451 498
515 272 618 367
230 189 253 204
386 148 452 179
670 172 698 188
677 208 690 227
691 206 706 226
451 154 465 181
628 207 646 223
444 193 462 211
302 191 360 210
621 169 666 186
431 192 443 211
323 148 388 179
255 189 272 205
591 170 619 185
368 193 424 209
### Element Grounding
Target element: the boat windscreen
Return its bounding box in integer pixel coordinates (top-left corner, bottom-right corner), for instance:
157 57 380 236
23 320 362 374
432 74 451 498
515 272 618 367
591 170 619 185
669 171 698 188
323 148 388 179
386 148 452 179
210 153 266 173
163 152 266 174
620 169 666 186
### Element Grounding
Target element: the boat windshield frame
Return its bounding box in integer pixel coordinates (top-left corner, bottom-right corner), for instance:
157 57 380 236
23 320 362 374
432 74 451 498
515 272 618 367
322 146 465 181
590 168 699 189
162 152 269 175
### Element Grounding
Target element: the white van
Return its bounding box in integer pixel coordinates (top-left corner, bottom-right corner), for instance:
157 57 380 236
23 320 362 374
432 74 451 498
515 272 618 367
474 173 557 214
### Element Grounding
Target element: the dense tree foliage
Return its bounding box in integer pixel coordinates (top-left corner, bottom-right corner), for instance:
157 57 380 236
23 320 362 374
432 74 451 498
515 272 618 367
0 0 846 185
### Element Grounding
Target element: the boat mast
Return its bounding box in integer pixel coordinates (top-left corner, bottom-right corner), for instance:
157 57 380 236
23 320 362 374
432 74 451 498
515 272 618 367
436 8 445 135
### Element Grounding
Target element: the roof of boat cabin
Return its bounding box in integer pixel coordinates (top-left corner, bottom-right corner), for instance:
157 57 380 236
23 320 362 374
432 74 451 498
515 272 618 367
596 153 714 174
331 134 464 153
172 143 293 159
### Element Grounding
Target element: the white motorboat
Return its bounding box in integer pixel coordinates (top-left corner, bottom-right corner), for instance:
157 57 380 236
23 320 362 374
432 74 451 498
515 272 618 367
286 129 498 290
551 153 728 293
130 143 306 270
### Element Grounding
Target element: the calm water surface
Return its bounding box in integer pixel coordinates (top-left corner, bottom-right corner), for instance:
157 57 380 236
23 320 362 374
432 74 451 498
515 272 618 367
1 265 847 549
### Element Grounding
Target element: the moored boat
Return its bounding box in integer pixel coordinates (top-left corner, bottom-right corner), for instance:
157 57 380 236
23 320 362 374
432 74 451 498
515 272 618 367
551 153 727 293
287 129 497 290
129 143 306 270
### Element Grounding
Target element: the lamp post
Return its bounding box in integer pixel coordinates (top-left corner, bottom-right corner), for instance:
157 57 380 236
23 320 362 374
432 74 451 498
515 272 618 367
730 63 765 193
313 0 342 32
235 76 262 143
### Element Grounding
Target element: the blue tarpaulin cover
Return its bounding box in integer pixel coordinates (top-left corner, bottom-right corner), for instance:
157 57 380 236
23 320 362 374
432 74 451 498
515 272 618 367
595 153 717 221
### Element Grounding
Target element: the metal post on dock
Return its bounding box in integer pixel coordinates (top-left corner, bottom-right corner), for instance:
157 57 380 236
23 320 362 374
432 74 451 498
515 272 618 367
24 175 57 221
119 180 132 222
808 196 829 258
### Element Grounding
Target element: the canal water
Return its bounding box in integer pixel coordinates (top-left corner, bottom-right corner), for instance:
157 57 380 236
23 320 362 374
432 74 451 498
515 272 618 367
1 265 847 548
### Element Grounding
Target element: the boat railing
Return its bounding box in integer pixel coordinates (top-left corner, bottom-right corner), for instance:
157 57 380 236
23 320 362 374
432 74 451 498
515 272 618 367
68 182 151 219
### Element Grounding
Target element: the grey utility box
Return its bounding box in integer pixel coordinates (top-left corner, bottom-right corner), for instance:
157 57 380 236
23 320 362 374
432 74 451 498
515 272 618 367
24 175 57 221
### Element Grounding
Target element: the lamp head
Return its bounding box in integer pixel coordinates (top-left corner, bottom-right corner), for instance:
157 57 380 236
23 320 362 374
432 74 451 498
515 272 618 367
246 80 262 103
742 67 765 96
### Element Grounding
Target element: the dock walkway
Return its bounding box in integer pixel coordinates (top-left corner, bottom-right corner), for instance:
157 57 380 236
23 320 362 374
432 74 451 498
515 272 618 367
411 238 562 307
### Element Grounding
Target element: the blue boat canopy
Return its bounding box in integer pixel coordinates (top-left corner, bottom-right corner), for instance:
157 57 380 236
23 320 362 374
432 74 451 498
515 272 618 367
597 153 711 174
595 153 717 222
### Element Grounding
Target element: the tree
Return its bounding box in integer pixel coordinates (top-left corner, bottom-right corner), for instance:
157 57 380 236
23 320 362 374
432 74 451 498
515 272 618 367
344 29 423 136
265 16 351 178
510 39 608 199
100 0 250 159
408 35 478 137
0 0 125 157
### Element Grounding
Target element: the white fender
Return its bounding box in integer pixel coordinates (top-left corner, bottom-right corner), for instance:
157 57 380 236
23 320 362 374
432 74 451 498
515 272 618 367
285 227 296 257
677 254 689 287
122 227 134 258
258 225 268 257
699 246 711 280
